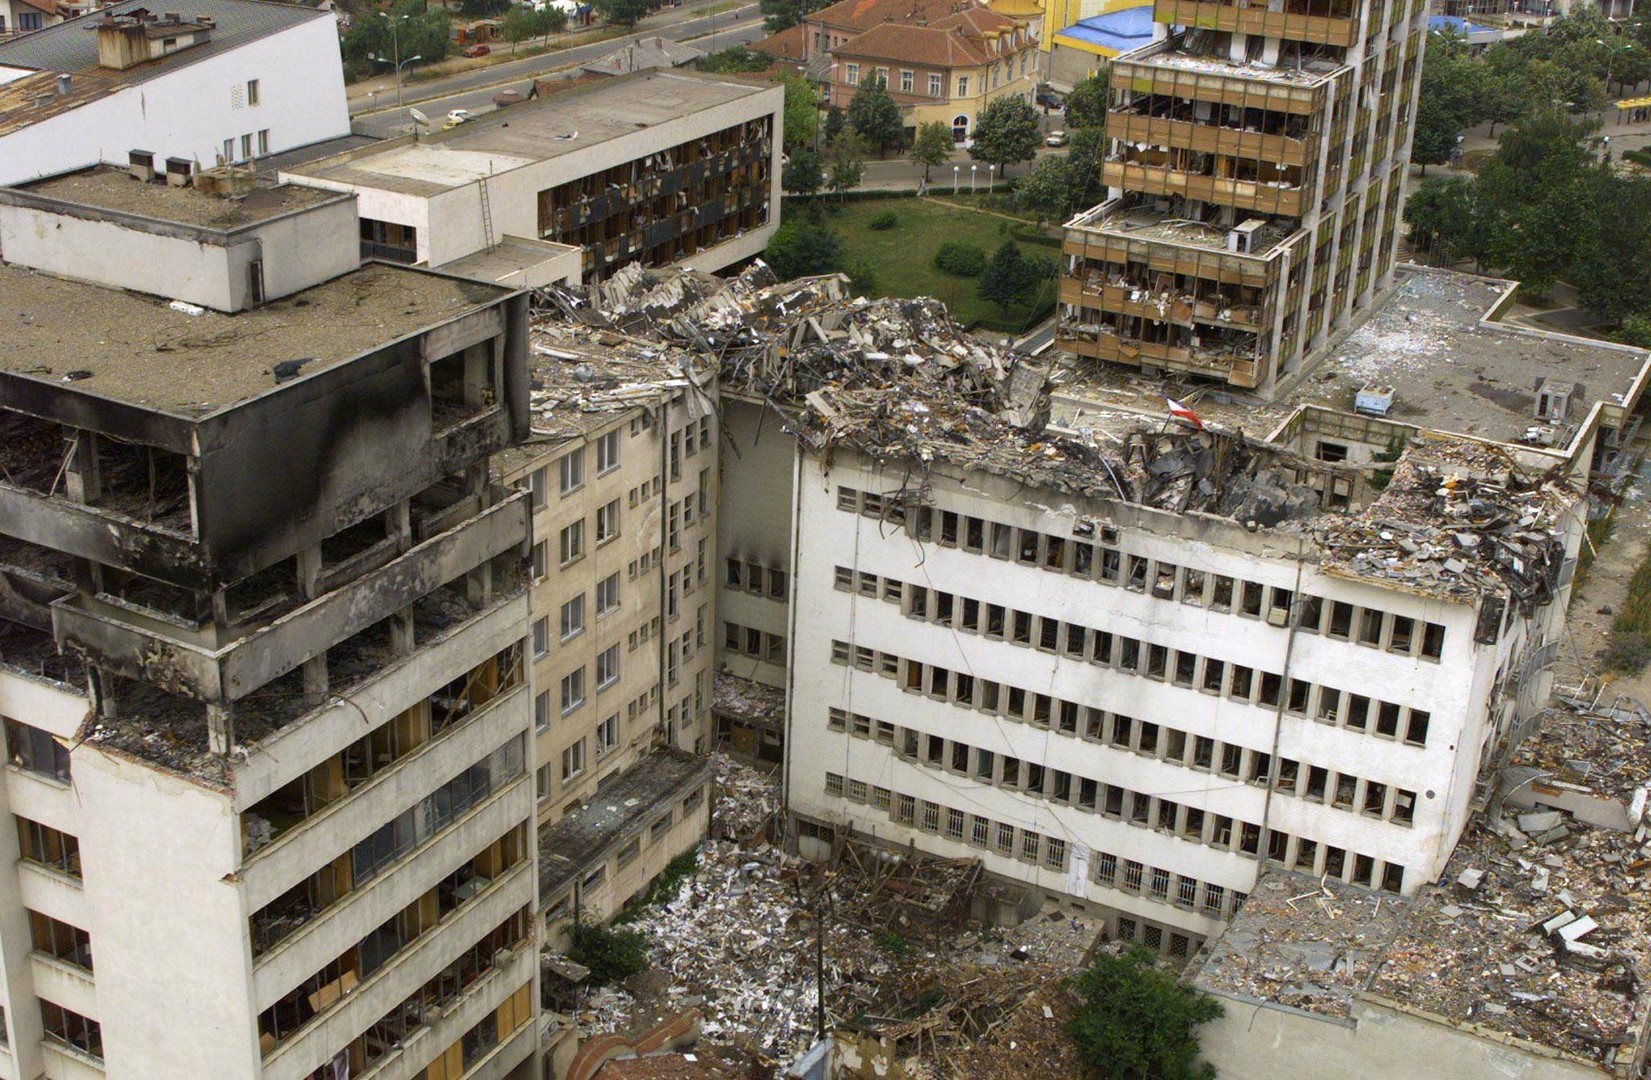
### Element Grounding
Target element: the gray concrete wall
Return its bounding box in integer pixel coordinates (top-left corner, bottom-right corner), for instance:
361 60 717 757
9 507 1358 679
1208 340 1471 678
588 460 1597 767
1200 992 1615 1080
715 397 794 689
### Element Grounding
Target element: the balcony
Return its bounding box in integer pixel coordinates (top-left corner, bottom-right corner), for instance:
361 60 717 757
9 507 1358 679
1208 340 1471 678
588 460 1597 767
1101 161 1304 217
51 494 527 703
1056 322 1261 387
1058 278 1265 331
1154 0 1357 46
1109 113 1311 168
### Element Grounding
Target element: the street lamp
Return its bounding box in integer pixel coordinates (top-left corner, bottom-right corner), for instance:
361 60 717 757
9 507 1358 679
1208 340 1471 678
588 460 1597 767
952 164 959 194
970 163 977 193
373 13 419 110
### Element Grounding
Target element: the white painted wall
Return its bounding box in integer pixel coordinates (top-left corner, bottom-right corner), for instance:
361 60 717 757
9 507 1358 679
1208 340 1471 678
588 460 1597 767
0 15 350 186
0 194 358 311
786 446 1569 938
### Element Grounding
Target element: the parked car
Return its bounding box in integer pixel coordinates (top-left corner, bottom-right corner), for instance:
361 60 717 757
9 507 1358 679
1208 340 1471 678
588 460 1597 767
1045 130 1069 147
462 43 491 57
444 109 475 128
1036 87 1063 109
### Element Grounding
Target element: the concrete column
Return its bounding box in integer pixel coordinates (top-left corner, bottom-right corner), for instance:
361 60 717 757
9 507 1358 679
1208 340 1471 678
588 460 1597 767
63 429 100 503
207 703 233 756
296 545 328 695
391 609 416 656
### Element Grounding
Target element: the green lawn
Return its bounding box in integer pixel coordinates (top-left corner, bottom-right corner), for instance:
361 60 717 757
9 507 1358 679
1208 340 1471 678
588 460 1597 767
823 197 1060 333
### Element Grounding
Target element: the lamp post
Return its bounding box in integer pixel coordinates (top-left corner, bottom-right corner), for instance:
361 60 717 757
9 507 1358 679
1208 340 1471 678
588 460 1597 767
970 163 977 193
952 164 959 194
374 13 417 110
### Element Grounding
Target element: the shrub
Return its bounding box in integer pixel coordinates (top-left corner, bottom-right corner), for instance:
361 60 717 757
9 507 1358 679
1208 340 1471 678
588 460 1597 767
868 209 899 230
1605 632 1651 674
934 240 987 277
567 921 649 986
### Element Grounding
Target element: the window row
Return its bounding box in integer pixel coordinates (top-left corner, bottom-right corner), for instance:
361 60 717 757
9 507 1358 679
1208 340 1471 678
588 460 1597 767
544 785 707 925
833 571 1434 747
724 621 787 664
726 557 789 601
831 648 1426 825
831 489 1446 660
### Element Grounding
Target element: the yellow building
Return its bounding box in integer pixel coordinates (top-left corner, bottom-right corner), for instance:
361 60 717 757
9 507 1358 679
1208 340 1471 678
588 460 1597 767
827 6 1038 144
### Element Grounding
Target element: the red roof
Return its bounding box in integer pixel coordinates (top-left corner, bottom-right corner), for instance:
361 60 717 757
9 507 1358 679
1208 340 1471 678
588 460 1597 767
834 7 1029 68
809 0 970 33
750 22 806 60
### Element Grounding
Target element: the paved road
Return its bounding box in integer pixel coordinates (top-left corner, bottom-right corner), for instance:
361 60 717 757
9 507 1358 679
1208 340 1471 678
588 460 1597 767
350 2 759 120
353 15 763 138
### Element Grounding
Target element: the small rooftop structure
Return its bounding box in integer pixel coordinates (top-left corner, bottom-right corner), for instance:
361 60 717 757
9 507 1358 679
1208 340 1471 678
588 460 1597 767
580 34 703 76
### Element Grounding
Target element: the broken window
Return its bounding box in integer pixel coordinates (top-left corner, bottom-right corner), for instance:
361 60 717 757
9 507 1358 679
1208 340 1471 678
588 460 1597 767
429 342 496 431
1016 530 1039 565
1182 569 1205 604
1229 665 1253 700
1146 644 1167 679
1173 651 1196 687
1297 594 1324 631
1394 790 1416 825
1306 766 1328 802
1202 659 1225 693
1405 710 1430 746
1073 542 1094 577
985 604 1006 639
1389 615 1415 653
1044 536 1066 571
965 517 984 552
1138 721 1159 755
1376 701 1401 738
1012 610 1032 644
1111 715 1133 748
1119 638 1140 672
990 523 1012 559
1152 563 1176 598
1359 608 1384 645
1220 744 1243 778
1363 782 1387 816
1210 575 1234 611
1006 686 1026 719
1193 736 1214 769
939 511 959 546
1063 624 1087 658
1258 672 1283 708
1240 580 1263 616
1100 548 1121 582
1002 757 1020 787
1165 729 1187 762
1126 556 1149 591
1038 618 1059 651
1317 687 1341 722
1327 601 1353 639
1421 622 1446 659
1380 863 1405 894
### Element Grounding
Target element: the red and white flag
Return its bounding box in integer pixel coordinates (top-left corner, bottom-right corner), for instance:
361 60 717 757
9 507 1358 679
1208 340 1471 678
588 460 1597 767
1165 397 1203 430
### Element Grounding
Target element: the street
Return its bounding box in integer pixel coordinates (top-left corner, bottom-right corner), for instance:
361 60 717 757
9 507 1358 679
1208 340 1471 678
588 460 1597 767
350 2 762 138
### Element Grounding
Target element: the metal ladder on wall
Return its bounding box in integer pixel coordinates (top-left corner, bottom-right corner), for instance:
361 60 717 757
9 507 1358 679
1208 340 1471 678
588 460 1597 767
478 178 496 251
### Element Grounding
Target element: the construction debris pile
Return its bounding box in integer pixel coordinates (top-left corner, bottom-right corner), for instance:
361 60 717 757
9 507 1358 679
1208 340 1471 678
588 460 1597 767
1110 427 1326 526
1191 872 1411 1016
1368 814 1651 1069
587 756 1100 1069
1318 437 1575 604
1514 691 1651 807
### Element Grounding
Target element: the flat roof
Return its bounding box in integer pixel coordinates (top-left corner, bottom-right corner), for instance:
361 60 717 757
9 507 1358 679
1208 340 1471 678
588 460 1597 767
538 750 711 901
1124 39 1342 85
437 235 579 284
1053 3 1156 55
0 262 509 416
288 70 776 197
17 164 342 230
1298 267 1650 445
1073 201 1298 257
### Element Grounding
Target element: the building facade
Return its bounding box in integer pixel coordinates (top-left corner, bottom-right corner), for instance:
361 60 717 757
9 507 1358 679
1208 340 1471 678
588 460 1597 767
785 415 1579 957
826 7 1039 144
491 314 718 946
0 177 538 1080
283 71 782 284
0 0 350 187
1056 0 1424 393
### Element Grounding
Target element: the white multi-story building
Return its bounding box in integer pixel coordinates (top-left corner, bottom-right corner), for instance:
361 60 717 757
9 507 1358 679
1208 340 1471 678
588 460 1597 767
0 0 349 187
0 173 538 1080
786 406 1584 957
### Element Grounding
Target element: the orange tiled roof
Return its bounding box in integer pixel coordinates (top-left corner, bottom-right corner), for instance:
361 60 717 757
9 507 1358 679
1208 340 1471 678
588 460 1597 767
834 7 1028 68
750 22 806 59
809 0 968 33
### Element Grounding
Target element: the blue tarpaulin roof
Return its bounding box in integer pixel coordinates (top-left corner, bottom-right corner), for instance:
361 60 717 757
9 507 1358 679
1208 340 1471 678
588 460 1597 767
1054 4 1156 55
1428 14 1496 35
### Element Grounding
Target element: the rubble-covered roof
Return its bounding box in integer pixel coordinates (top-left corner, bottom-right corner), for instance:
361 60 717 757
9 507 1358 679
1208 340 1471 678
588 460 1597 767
1366 817 1651 1069
1190 872 1411 1017
711 672 784 725
1317 435 1575 605
1301 268 1650 448
538 750 711 902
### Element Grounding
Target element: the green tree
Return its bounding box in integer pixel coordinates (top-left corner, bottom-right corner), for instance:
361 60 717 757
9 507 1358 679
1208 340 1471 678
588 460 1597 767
1412 30 1488 174
536 5 569 40
979 241 1034 311
848 77 903 156
1016 154 1073 226
1066 127 1106 210
591 0 654 27
781 71 821 151
567 921 649 987
823 104 846 143
1063 68 1110 130
911 120 954 181
970 94 1041 178
1403 177 1478 264
822 130 866 197
340 1 452 80
1067 945 1225 1080
457 0 509 16
782 147 823 197
698 46 773 73
501 6 538 51
1572 171 1651 325
764 218 843 278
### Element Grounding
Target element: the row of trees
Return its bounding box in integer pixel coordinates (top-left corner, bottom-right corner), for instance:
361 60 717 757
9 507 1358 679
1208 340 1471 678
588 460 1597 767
1413 12 1648 172
1406 109 1651 335
340 0 454 80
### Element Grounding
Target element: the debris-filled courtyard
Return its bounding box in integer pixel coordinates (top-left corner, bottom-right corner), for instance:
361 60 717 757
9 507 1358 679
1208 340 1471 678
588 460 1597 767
563 756 1096 1077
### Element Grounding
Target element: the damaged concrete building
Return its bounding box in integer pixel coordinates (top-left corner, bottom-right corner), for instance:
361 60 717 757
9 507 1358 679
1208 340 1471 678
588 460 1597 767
0 171 541 1077
489 282 716 949
1057 0 1423 391
280 71 781 288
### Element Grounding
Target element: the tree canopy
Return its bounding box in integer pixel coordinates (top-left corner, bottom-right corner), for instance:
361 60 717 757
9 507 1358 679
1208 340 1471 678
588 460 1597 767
970 94 1041 177
1063 68 1110 130
911 121 954 181
339 1 451 80
782 147 823 198
1066 946 1225 1080
1016 154 1074 227
781 71 821 151
760 0 827 33
848 77 903 155
764 218 843 278
591 0 655 27
822 131 867 196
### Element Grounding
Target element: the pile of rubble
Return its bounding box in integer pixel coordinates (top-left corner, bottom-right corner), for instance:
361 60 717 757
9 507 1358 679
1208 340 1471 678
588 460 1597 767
585 756 1100 1069
1367 814 1651 1068
1317 437 1574 604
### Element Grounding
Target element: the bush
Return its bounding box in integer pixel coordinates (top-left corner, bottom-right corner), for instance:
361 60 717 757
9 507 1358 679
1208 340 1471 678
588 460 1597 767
615 846 699 923
934 240 986 277
567 921 649 986
1605 631 1651 674
867 209 899 230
